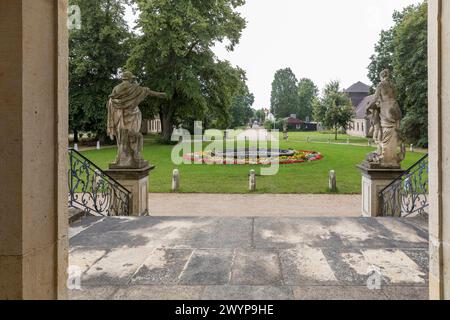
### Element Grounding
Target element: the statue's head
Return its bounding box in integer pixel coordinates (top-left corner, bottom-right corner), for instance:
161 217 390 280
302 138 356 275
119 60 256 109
380 69 390 81
121 71 135 82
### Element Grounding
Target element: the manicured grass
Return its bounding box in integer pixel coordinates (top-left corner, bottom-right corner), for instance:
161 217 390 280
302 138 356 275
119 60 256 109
81 133 425 194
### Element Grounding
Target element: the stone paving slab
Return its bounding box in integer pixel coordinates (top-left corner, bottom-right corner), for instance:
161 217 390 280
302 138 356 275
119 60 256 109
231 249 283 286
131 249 193 285
113 286 205 300
201 286 294 301
179 249 234 285
69 216 429 300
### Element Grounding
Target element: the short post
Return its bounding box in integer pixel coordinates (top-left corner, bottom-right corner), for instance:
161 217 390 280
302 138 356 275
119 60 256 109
329 170 337 192
347 138 350 145
249 170 256 191
410 144 414 152
74 143 79 151
307 137 310 143
172 169 180 192
96 141 101 150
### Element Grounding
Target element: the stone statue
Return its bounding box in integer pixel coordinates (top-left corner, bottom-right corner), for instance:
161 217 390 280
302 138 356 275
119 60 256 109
365 69 405 168
107 71 166 169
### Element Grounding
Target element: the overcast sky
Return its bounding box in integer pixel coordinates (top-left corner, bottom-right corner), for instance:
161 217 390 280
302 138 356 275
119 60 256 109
126 0 421 109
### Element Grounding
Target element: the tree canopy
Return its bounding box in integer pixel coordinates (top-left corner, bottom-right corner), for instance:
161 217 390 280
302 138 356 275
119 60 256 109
297 78 319 121
229 85 255 128
313 81 354 140
270 68 300 119
69 0 133 142
126 0 247 142
368 2 428 147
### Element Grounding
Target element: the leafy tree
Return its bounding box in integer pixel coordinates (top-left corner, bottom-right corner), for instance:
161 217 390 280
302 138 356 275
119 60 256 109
127 0 247 143
393 3 428 147
313 81 354 140
368 2 427 146
254 109 266 124
229 87 255 128
270 68 300 119
297 78 318 121
69 0 132 142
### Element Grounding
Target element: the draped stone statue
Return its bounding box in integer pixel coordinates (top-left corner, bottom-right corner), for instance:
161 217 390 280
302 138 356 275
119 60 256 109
365 69 405 168
107 71 166 169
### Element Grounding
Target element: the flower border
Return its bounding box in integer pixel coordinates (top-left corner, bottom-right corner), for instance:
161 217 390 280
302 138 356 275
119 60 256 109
183 150 324 165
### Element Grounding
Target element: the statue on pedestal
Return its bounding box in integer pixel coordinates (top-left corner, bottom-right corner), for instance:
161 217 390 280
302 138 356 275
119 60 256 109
107 71 166 169
364 69 405 168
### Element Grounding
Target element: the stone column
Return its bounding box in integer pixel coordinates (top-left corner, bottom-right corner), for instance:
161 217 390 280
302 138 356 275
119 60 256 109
429 0 450 300
0 0 69 299
358 165 404 217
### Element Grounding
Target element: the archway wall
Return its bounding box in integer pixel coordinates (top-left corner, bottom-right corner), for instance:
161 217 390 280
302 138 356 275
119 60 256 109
0 0 68 299
428 0 450 300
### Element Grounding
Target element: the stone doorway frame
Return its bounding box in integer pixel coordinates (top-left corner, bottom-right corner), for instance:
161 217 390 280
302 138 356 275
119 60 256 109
0 0 448 300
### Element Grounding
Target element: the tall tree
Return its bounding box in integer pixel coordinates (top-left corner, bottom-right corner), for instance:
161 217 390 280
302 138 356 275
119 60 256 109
270 68 300 119
127 0 247 143
393 3 428 147
297 78 318 121
229 86 255 128
313 81 354 140
69 0 132 142
368 2 428 146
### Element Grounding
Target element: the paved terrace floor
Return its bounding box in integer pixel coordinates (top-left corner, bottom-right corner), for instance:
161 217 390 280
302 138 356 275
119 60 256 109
69 216 429 300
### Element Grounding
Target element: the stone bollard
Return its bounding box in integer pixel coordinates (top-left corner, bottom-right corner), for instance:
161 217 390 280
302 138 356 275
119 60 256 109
329 170 337 192
74 143 79 151
172 169 180 192
410 144 414 152
97 141 101 150
249 170 256 191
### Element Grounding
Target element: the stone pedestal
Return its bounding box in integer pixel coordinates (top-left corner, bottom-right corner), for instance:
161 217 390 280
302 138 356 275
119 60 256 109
106 166 155 216
358 163 404 217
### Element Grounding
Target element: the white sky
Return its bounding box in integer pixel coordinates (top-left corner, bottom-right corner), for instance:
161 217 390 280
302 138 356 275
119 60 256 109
126 0 422 109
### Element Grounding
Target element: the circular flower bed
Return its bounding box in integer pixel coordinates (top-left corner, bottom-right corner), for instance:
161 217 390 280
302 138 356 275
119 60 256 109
183 149 323 165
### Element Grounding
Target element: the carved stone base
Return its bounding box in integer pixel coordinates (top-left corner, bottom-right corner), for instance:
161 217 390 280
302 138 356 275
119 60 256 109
105 165 155 216
357 164 404 217
109 159 149 170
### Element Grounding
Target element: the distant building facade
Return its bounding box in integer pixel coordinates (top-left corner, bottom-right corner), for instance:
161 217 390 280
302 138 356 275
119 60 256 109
283 114 317 132
344 82 372 138
141 116 162 134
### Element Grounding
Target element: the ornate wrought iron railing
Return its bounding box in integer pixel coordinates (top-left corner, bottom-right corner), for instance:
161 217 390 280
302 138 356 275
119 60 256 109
379 154 429 217
68 149 131 216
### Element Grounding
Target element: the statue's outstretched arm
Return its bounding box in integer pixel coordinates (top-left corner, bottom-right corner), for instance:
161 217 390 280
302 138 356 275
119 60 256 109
145 88 167 99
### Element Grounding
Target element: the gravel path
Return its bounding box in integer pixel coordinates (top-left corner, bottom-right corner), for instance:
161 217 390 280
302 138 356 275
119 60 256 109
148 193 362 217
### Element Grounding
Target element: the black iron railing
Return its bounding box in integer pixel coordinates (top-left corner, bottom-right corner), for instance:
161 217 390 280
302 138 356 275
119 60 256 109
379 154 429 217
68 148 131 216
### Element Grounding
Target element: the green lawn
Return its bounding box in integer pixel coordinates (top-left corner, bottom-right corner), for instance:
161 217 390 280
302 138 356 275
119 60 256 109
81 133 425 194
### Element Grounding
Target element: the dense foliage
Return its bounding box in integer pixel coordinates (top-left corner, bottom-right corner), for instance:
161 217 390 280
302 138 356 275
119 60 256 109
69 0 133 142
126 0 248 142
313 81 354 140
297 78 319 121
270 68 299 119
368 2 428 147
